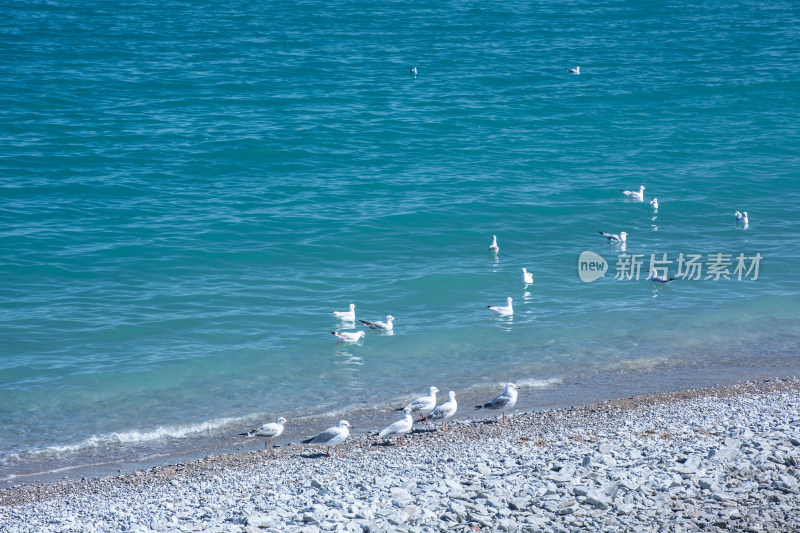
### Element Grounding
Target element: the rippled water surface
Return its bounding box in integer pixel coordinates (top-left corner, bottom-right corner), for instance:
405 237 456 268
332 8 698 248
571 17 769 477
1 0 799 482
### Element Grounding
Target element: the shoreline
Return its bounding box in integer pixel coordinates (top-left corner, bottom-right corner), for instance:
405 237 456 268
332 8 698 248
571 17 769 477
3 377 800 531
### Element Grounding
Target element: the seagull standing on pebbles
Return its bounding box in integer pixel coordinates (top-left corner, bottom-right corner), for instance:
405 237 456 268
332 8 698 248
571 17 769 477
332 303 357 322
425 391 458 430
247 417 287 449
359 315 395 331
489 235 499 253
331 330 365 343
488 297 514 316
621 186 646 201
475 383 520 423
399 386 440 422
378 408 414 446
302 420 352 457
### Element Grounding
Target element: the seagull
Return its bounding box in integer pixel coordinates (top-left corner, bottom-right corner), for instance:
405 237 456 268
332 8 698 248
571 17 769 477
488 297 514 316
522 268 534 285
621 186 646 201
332 303 357 322
735 211 749 225
331 330 365 343
489 235 499 253
247 417 287 449
650 197 659 210
378 407 414 446
566 66 580 74
599 231 629 244
410 66 417 76
398 386 440 421
647 270 675 284
359 315 395 331
475 383 519 423
302 420 352 457
425 391 458 430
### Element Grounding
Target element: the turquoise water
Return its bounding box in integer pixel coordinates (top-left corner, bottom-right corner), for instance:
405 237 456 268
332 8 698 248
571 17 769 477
2 0 799 482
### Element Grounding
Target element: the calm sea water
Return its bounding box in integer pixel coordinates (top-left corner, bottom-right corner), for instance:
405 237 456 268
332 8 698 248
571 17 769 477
2 0 799 483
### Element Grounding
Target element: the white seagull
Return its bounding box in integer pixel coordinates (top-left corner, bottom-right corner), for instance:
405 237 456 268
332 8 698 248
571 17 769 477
650 197 659 210
566 66 580 74
331 330 365 343
378 407 414 446
247 417 287 449
522 268 534 285
425 391 458 430
332 303 357 322
302 420 352 457
359 315 395 331
621 186 646 201
488 297 514 316
399 386 440 421
475 383 520 423
489 234 499 253
410 66 417 76
735 211 749 225
647 270 675 284
599 231 629 244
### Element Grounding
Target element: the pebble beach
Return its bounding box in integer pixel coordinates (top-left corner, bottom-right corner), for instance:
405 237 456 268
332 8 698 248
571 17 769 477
3 378 799 533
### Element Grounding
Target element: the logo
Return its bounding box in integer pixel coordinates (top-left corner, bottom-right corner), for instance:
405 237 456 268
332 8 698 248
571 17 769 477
578 251 608 282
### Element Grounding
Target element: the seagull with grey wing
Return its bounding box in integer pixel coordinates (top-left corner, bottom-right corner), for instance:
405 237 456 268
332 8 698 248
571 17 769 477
475 383 519 423
425 390 458 430
378 407 414 446
246 417 287 449
302 420 352 457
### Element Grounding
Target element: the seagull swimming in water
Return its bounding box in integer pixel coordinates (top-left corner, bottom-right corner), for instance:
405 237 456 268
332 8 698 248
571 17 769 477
359 315 395 331
488 297 514 316
566 66 580 74
378 408 414 446
650 197 659 210
599 231 629 244
522 268 534 285
410 66 417 76
302 420 352 457
331 303 357 322
398 386 440 421
621 186 646 201
331 330 365 343
475 383 520 423
735 211 749 224
247 417 287 449
425 391 458 430
489 235 499 253
647 270 675 284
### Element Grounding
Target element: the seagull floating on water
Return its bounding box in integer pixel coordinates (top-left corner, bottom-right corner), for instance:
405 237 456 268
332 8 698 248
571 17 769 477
359 315 395 331
331 303 356 322
647 270 675 284
410 66 417 76
488 297 514 316
621 185 646 201
302 420 352 457
522 268 534 285
425 391 458 430
378 407 414 446
331 330 365 343
566 66 580 74
489 235 499 253
735 211 749 225
247 417 287 449
599 231 629 244
398 386 440 421
650 197 659 210
475 383 519 423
